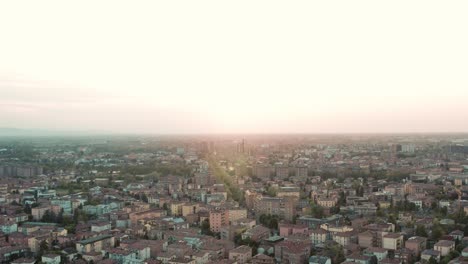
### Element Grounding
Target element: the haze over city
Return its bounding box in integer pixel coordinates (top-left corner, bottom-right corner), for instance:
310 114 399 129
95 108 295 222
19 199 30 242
5 2 468 264
1 1 468 134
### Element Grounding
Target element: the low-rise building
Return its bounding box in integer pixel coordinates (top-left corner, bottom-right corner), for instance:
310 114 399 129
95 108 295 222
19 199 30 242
229 245 252 264
405 236 427 256
41 254 61 264
434 240 455 257
382 233 403 250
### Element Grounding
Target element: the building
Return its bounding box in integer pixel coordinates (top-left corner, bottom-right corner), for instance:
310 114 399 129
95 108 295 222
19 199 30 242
129 209 166 224
317 197 337 208
228 209 247 223
363 247 388 262
41 254 61 264
171 202 185 216
254 196 297 221
298 215 342 229
359 231 377 248
242 225 270 242
382 233 403 250
277 187 300 198
275 166 289 179
0 220 18 234
434 240 455 257
107 248 139 264
296 166 308 178
31 206 50 221
333 231 356 247
346 254 372 264
253 165 273 179
401 144 415 153
310 229 328 245
253 254 275 264
405 236 427 256
91 222 111 233
309 256 331 264
275 240 310 264
76 235 115 253
279 224 308 237
229 245 252 264
11 258 36 264
421 249 441 262
209 208 229 233
182 204 199 217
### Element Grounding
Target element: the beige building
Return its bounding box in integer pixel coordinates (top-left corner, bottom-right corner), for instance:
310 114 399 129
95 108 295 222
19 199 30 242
317 197 337 208
333 231 355 247
228 209 247 222
76 235 115 253
229 245 252 264
171 202 185 216
182 204 199 216
310 229 328 244
31 206 50 221
277 187 300 198
434 240 455 257
382 233 403 250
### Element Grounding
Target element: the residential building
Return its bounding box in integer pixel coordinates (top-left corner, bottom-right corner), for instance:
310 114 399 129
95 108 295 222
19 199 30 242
41 254 61 264
229 245 252 264
209 208 229 233
382 233 403 250
434 240 455 257
405 236 427 256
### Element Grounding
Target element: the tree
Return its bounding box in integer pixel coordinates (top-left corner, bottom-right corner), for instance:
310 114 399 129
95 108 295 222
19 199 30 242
57 209 64 224
201 219 214 236
141 193 149 203
428 257 437 264
259 214 279 230
24 204 32 214
310 204 324 218
415 225 428 237
337 191 346 206
325 244 345 264
431 225 444 241
42 210 57 223
266 186 278 197
37 240 49 260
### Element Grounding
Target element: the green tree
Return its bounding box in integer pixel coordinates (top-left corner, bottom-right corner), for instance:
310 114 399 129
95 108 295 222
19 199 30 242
259 214 279 230
415 225 428 237
201 219 214 236
266 186 278 197
310 204 324 218
431 225 444 241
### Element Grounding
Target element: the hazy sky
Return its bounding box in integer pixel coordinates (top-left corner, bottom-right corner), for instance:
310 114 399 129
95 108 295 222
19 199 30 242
1 1 468 134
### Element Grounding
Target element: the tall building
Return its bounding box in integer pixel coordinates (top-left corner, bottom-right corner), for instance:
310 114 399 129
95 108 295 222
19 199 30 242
237 139 245 154
402 144 415 153
209 208 229 233
295 166 308 178
390 144 402 153
253 165 273 179
275 165 289 179
253 196 297 221
0 165 43 177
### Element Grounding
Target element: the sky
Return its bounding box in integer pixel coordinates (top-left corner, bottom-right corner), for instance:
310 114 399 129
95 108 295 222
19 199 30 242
1 1 468 134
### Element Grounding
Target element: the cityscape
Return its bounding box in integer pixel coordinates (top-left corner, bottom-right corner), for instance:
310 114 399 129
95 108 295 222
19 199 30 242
2 1 468 264
0 134 468 264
